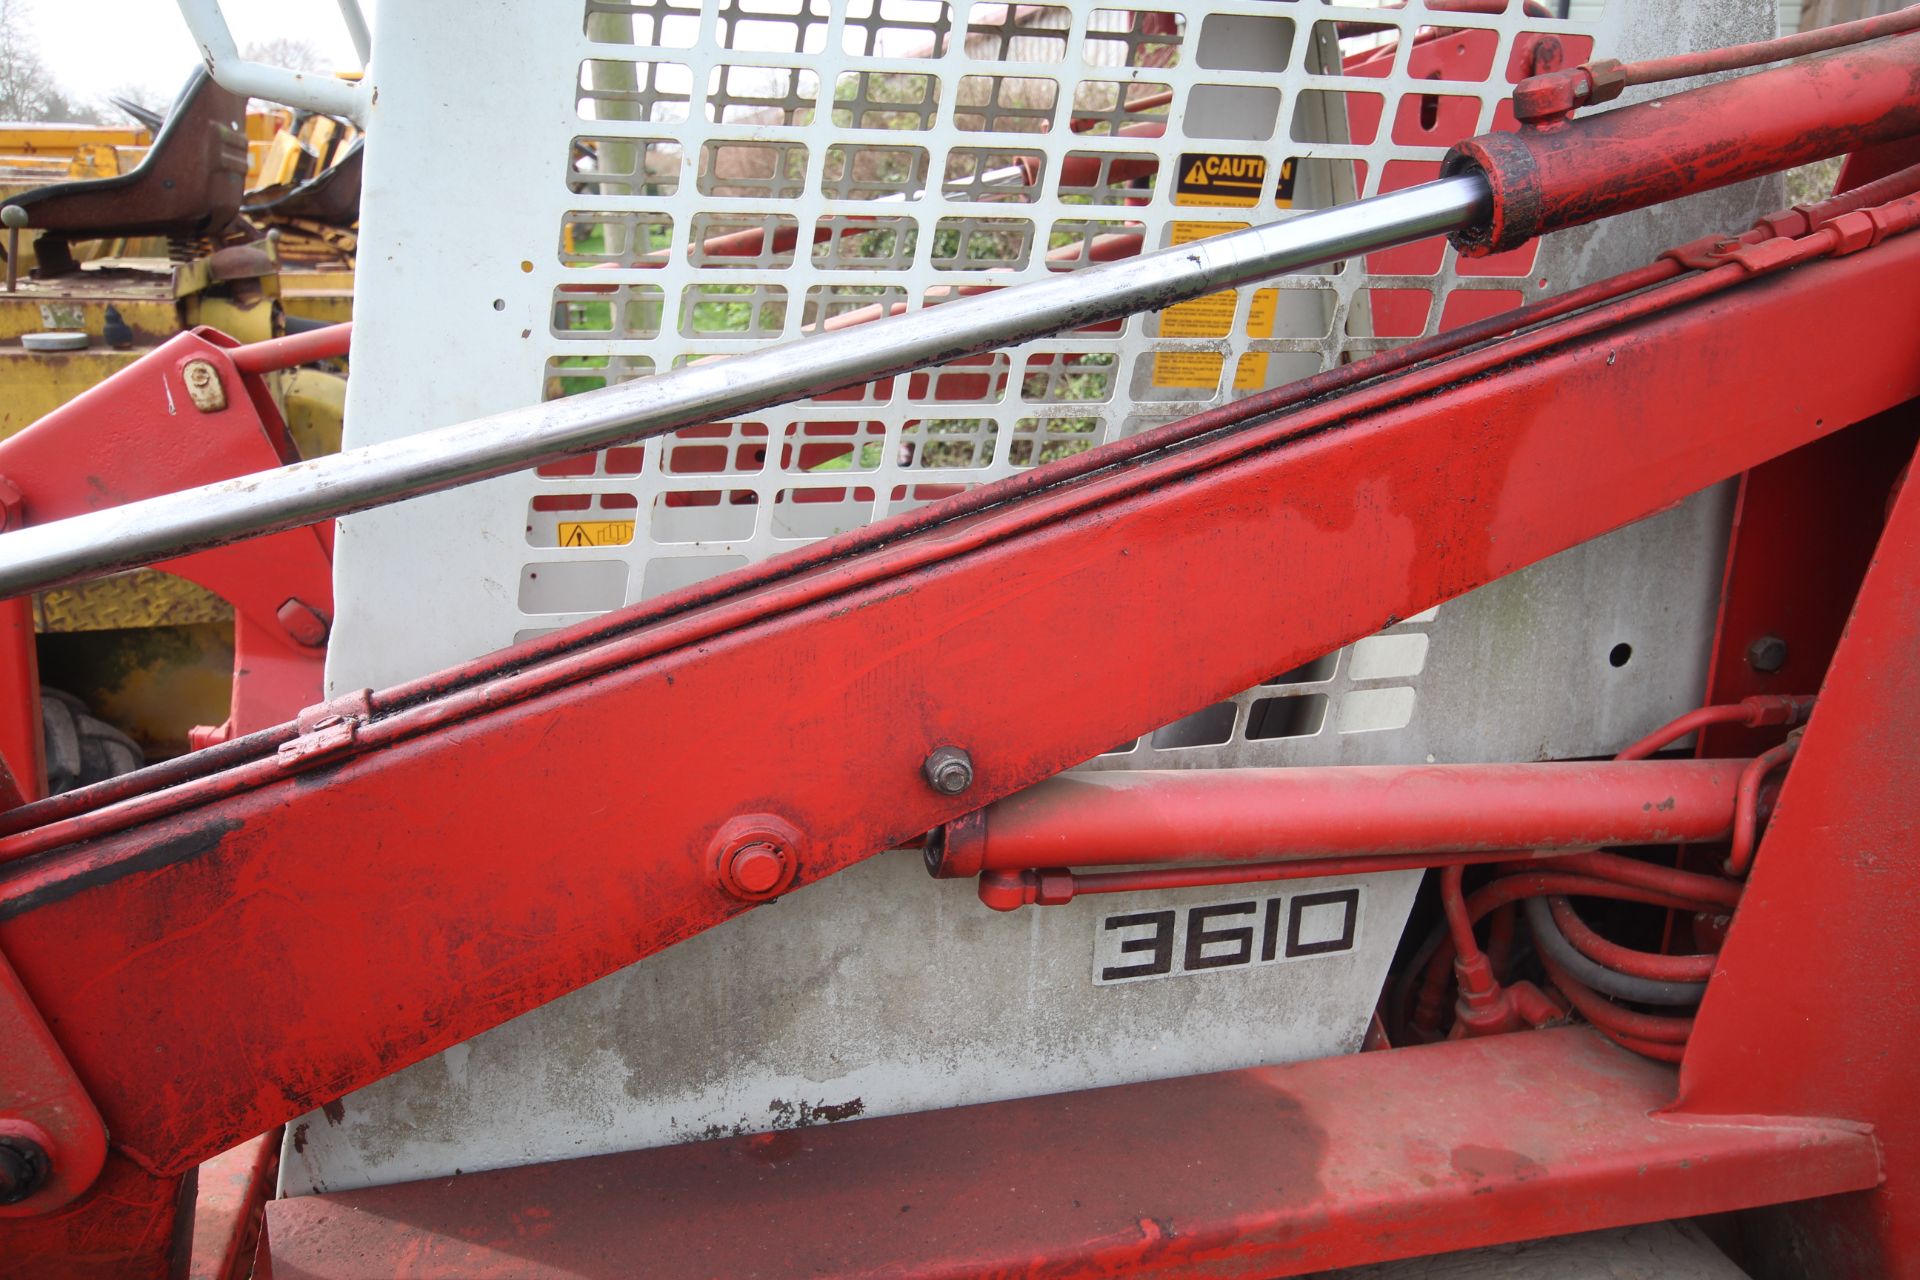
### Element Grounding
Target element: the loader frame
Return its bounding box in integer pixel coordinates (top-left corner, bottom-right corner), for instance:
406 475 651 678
2 32 1920 1279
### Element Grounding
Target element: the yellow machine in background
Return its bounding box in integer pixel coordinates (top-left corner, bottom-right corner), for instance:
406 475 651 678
0 69 360 773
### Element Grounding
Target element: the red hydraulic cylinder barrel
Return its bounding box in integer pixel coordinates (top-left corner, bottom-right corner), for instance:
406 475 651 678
928 761 1748 877
1444 35 1920 254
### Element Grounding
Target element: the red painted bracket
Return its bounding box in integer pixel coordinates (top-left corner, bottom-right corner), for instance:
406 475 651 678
0 947 104 1217
0 328 337 745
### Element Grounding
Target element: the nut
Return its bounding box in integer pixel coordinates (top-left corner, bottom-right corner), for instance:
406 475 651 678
1747 635 1789 675
0 1135 49 1206
923 745 975 796
181 360 227 413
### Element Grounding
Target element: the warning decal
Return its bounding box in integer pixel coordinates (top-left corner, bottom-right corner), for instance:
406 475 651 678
1170 153 1297 209
556 520 636 548
1153 154 1298 390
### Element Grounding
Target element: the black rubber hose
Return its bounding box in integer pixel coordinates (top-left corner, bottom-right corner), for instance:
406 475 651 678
1522 895 1706 1007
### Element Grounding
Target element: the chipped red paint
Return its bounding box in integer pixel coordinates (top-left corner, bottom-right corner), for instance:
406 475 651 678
260 1030 1879 1279
1449 35 1920 253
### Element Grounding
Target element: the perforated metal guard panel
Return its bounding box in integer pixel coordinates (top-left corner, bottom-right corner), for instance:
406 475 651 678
516 0 1607 753
299 0 1777 1194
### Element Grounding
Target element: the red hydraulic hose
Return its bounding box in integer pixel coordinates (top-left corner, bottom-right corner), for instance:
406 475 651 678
1548 895 1716 983
1727 737 1801 876
1441 865 1481 965
1538 952 1694 1047
1484 901 1516 980
1403 871 1733 1040
1613 695 1812 762
1605 7 1920 92
1613 705 1752 762
976 848 1559 910
1505 852 1742 911
1606 1032 1686 1064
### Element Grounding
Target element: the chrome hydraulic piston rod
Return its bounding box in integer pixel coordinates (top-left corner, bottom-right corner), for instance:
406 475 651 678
0 175 1490 598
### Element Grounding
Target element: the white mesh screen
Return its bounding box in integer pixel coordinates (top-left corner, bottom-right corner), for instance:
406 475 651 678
501 2 1608 759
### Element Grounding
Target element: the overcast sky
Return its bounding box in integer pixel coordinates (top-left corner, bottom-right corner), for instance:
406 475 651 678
21 0 377 108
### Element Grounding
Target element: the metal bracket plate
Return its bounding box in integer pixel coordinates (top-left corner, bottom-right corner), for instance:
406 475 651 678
0 946 106 1216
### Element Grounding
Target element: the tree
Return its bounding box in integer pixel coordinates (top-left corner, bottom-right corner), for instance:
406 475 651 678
0 0 97 123
242 37 326 74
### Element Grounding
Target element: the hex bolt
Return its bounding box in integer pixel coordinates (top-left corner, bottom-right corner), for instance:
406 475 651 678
0 1135 50 1206
923 746 975 796
728 842 788 897
1747 634 1789 674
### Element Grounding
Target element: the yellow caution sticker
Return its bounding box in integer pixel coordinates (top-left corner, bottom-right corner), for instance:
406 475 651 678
556 520 636 548
1169 153 1296 208
1154 153 1297 391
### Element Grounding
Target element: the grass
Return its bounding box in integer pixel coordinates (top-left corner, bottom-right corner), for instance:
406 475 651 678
1783 157 1845 207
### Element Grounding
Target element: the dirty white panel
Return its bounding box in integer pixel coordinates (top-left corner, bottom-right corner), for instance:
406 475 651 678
283 856 1420 1192
300 0 1778 1194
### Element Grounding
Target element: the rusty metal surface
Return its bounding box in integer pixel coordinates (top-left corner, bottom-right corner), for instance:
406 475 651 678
260 1029 1873 1279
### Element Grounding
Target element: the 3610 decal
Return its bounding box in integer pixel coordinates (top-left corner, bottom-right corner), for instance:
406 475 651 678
1093 886 1363 986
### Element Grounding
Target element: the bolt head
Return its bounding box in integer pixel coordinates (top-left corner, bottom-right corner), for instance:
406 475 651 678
0 1136 49 1206
708 815 803 901
1747 635 1789 675
923 746 975 796
729 843 786 896
181 359 228 413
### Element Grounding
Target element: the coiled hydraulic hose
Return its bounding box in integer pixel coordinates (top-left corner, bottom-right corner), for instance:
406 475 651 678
1521 896 1705 1007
